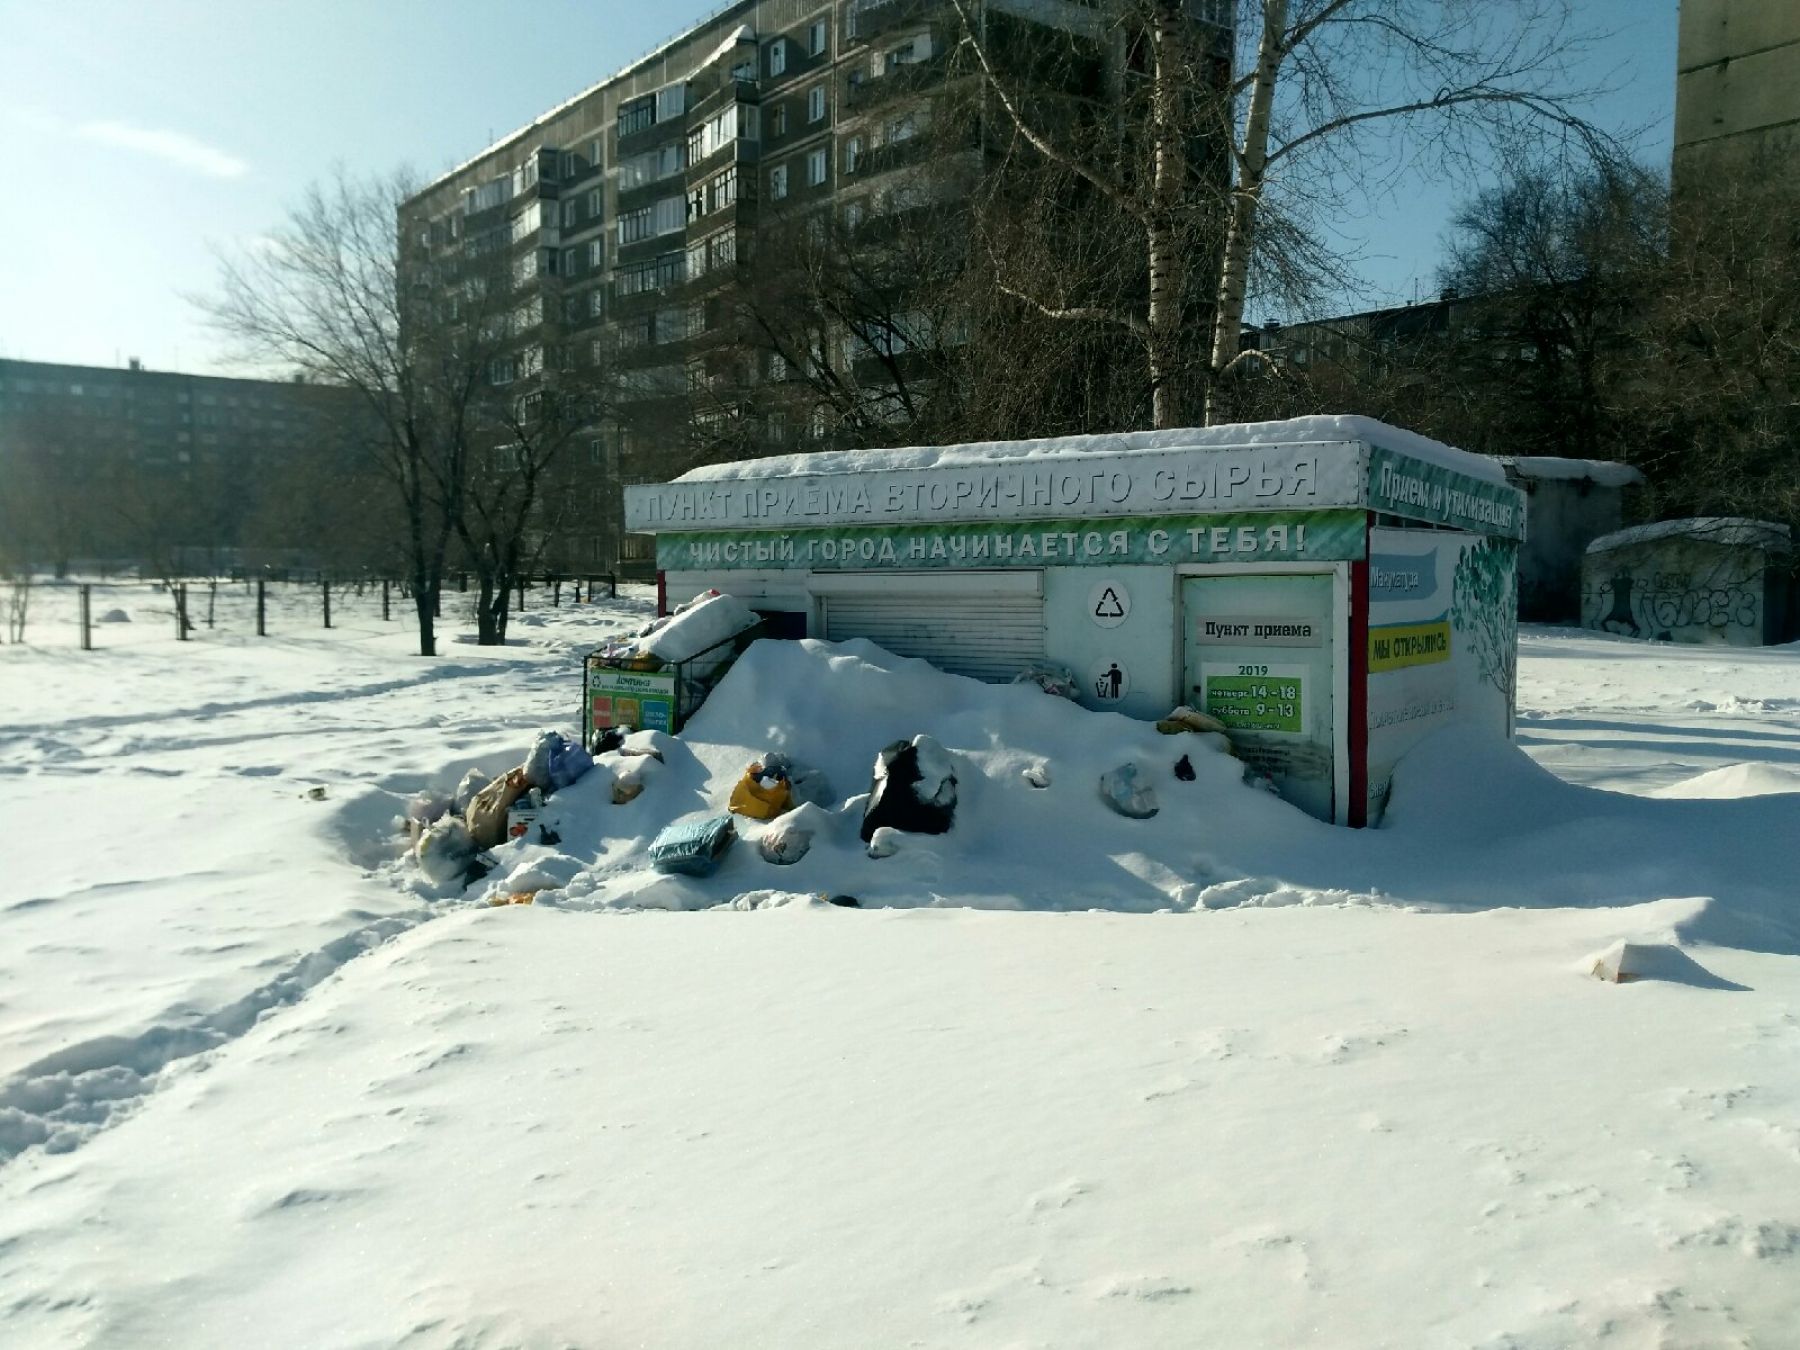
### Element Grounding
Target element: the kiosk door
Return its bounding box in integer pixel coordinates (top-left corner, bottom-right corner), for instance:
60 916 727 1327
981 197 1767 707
1182 573 1337 821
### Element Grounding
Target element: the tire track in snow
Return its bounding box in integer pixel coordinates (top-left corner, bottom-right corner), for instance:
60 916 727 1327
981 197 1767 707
0 906 438 1168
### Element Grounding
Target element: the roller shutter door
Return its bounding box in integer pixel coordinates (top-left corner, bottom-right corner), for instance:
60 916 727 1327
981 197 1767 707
820 576 1045 683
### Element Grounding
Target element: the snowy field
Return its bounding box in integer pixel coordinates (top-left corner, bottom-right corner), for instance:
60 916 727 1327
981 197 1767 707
2 582 1798 1348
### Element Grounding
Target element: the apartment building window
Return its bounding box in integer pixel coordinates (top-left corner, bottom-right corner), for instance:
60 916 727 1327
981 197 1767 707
845 135 863 173
687 239 709 281
588 289 605 318
707 166 739 213
652 194 686 235
618 315 654 349
587 239 603 268
619 205 653 244
711 227 737 268
887 111 921 142
806 147 827 187
589 138 603 168
587 187 602 216
618 96 655 137
808 19 827 56
844 200 865 232
767 40 786 76
562 199 577 228
770 163 789 199
654 306 688 344
808 85 826 123
490 356 516 385
655 84 687 121
770 104 788 138
562 247 578 275
589 437 603 465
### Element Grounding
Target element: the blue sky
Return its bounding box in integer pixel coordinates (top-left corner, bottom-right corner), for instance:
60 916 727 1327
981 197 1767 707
0 0 1678 375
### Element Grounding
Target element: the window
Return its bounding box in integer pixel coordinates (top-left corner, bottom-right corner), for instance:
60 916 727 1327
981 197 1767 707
588 289 605 318
770 104 788 138
589 438 604 465
887 111 920 143
589 139 603 169
562 247 577 275
618 96 655 137
808 19 827 56
655 84 687 121
845 136 863 173
770 163 789 199
769 352 789 381
687 240 709 281
587 187 602 216
490 356 516 385
767 40 786 76
587 239 603 268
618 206 652 244
844 200 865 232
711 227 736 268
808 85 826 123
654 306 688 344
806 147 827 187
562 200 577 228
652 195 686 235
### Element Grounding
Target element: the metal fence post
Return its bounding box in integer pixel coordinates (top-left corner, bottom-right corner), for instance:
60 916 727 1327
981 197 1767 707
207 580 217 629
382 579 391 621
79 584 92 651
175 584 189 641
257 577 266 636
323 577 332 629
552 578 561 608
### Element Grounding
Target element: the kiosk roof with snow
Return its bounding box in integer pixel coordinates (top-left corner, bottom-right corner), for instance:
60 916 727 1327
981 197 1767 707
624 416 1524 827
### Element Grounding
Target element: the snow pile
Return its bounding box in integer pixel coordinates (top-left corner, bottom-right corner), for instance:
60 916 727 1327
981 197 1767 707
673 414 1507 485
522 637 1291 914
1501 455 1644 487
1587 517 1792 554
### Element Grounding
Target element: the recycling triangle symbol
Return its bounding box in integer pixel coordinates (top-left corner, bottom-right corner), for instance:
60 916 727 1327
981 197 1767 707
1095 587 1125 618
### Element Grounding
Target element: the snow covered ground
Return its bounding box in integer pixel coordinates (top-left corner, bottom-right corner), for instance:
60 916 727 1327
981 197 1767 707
1 587 1797 1348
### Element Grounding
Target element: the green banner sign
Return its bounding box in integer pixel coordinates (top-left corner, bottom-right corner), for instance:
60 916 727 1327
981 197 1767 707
658 510 1368 572
1367 445 1524 540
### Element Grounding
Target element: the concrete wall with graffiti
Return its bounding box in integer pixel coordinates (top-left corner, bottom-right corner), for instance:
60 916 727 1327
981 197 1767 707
1365 529 1517 823
1580 520 1794 647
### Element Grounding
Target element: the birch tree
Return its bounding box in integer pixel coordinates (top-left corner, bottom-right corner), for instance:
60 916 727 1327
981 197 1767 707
952 0 1617 426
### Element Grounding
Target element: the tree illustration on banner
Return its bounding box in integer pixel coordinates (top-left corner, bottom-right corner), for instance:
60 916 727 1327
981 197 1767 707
1450 538 1518 725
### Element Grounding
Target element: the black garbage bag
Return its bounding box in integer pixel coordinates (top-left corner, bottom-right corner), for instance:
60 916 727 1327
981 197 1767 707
859 735 957 842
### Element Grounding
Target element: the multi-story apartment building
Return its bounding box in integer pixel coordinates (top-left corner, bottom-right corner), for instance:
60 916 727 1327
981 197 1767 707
402 0 1230 571
1672 0 1800 193
0 357 365 572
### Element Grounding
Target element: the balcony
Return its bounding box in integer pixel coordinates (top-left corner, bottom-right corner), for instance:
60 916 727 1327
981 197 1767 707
847 0 948 44
845 52 949 113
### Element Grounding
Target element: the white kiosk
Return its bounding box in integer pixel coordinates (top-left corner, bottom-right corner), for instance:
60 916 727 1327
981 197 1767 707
623 416 1523 826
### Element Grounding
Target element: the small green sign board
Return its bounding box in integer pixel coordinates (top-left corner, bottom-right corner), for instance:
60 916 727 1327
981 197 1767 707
587 665 676 735
1203 668 1305 734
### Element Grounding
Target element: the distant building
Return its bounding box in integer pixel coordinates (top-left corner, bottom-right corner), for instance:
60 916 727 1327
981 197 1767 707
1673 0 1800 191
400 0 1234 572
0 357 363 573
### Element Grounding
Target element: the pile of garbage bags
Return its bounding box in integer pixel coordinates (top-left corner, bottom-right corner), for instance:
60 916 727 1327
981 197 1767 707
409 729 594 886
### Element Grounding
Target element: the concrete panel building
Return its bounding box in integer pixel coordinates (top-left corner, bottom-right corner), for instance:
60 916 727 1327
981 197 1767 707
399 0 1233 572
1673 0 1800 190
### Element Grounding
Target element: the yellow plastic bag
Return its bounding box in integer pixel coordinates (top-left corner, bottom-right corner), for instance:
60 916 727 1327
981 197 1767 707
729 766 792 821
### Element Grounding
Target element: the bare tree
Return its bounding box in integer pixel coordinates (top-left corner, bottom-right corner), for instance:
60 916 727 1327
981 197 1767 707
200 169 526 655
952 0 1620 427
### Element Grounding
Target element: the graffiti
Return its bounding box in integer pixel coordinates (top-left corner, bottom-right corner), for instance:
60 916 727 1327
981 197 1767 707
1450 537 1518 707
1586 560 1764 643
